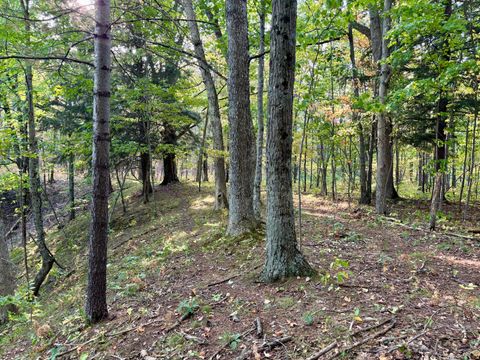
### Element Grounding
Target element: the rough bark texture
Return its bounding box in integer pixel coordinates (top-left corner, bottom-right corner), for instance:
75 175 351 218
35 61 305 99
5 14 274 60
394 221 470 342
20 0 54 297
183 0 228 209
261 0 314 282
0 216 16 324
68 151 75 221
253 0 266 220
226 0 257 235
375 0 392 214
161 124 180 185
86 0 111 323
26 64 54 296
348 24 368 205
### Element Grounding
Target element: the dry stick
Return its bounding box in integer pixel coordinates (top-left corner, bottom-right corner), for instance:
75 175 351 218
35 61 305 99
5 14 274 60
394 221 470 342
305 341 338 360
350 317 395 338
326 320 396 360
386 330 427 354
383 216 479 241
207 264 262 287
236 336 293 360
57 318 164 357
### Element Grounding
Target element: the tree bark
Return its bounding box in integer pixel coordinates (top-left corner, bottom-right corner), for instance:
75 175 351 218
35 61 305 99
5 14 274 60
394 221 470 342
86 0 111 323
0 215 16 324
183 0 228 209
253 0 266 220
348 24 368 204
375 0 392 214
226 0 257 236
261 0 314 282
68 150 75 221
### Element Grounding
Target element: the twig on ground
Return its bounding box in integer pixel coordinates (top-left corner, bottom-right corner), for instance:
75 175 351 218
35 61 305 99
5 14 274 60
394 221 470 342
235 336 292 360
327 319 396 359
350 317 395 337
305 341 337 360
387 330 427 353
57 318 163 358
207 264 262 287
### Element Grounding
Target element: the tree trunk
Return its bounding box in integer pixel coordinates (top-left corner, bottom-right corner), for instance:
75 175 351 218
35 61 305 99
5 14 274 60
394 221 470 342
0 216 16 324
86 0 111 323
261 0 314 282
183 0 228 209
366 119 376 203
161 124 179 185
429 173 443 230
253 0 266 220
226 0 257 236
140 151 153 197
68 151 75 221
348 23 368 204
375 0 392 214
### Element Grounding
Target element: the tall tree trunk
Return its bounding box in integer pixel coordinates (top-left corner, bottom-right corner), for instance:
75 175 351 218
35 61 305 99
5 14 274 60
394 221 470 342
253 0 266 220
226 0 256 235
68 150 75 221
19 0 54 297
26 66 54 297
430 0 452 227
375 0 392 214
183 0 228 209
366 119 376 203
86 0 111 323
261 0 314 282
348 24 368 204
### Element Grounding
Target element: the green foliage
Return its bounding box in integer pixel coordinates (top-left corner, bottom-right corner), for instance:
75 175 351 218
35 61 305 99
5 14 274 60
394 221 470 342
176 298 200 318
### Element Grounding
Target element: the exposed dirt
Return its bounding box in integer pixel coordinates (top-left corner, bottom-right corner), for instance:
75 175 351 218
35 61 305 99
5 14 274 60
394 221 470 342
1 182 479 360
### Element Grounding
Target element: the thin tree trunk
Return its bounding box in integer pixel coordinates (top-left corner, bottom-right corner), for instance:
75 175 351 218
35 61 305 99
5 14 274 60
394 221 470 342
261 0 314 282
348 23 368 204
86 0 111 323
226 0 256 235
375 0 392 214
253 0 266 220
183 0 228 209
68 150 75 221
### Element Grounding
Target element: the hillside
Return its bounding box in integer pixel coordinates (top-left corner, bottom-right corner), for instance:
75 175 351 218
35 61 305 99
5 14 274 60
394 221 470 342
1 182 479 359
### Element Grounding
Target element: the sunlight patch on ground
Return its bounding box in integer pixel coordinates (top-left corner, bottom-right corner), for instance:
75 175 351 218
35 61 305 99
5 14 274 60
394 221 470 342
434 254 480 269
190 195 215 210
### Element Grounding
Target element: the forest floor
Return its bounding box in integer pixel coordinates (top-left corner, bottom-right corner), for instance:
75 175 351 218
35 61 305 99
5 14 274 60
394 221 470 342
1 181 479 360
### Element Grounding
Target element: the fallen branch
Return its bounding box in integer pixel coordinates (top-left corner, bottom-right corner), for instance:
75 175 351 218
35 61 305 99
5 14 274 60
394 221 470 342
236 336 293 360
383 217 479 242
58 318 163 357
306 341 337 360
350 317 395 337
327 319 396 359
387 330 427 354
207 264 262 287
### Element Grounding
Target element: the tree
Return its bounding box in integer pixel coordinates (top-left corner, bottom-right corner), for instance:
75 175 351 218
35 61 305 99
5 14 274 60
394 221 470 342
226 0 257 235
261 0 314 282
85 0 112 323
0 215 16 324
253 0 266 219
19 0 55 296
375 0 393 215
182 0 228 210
